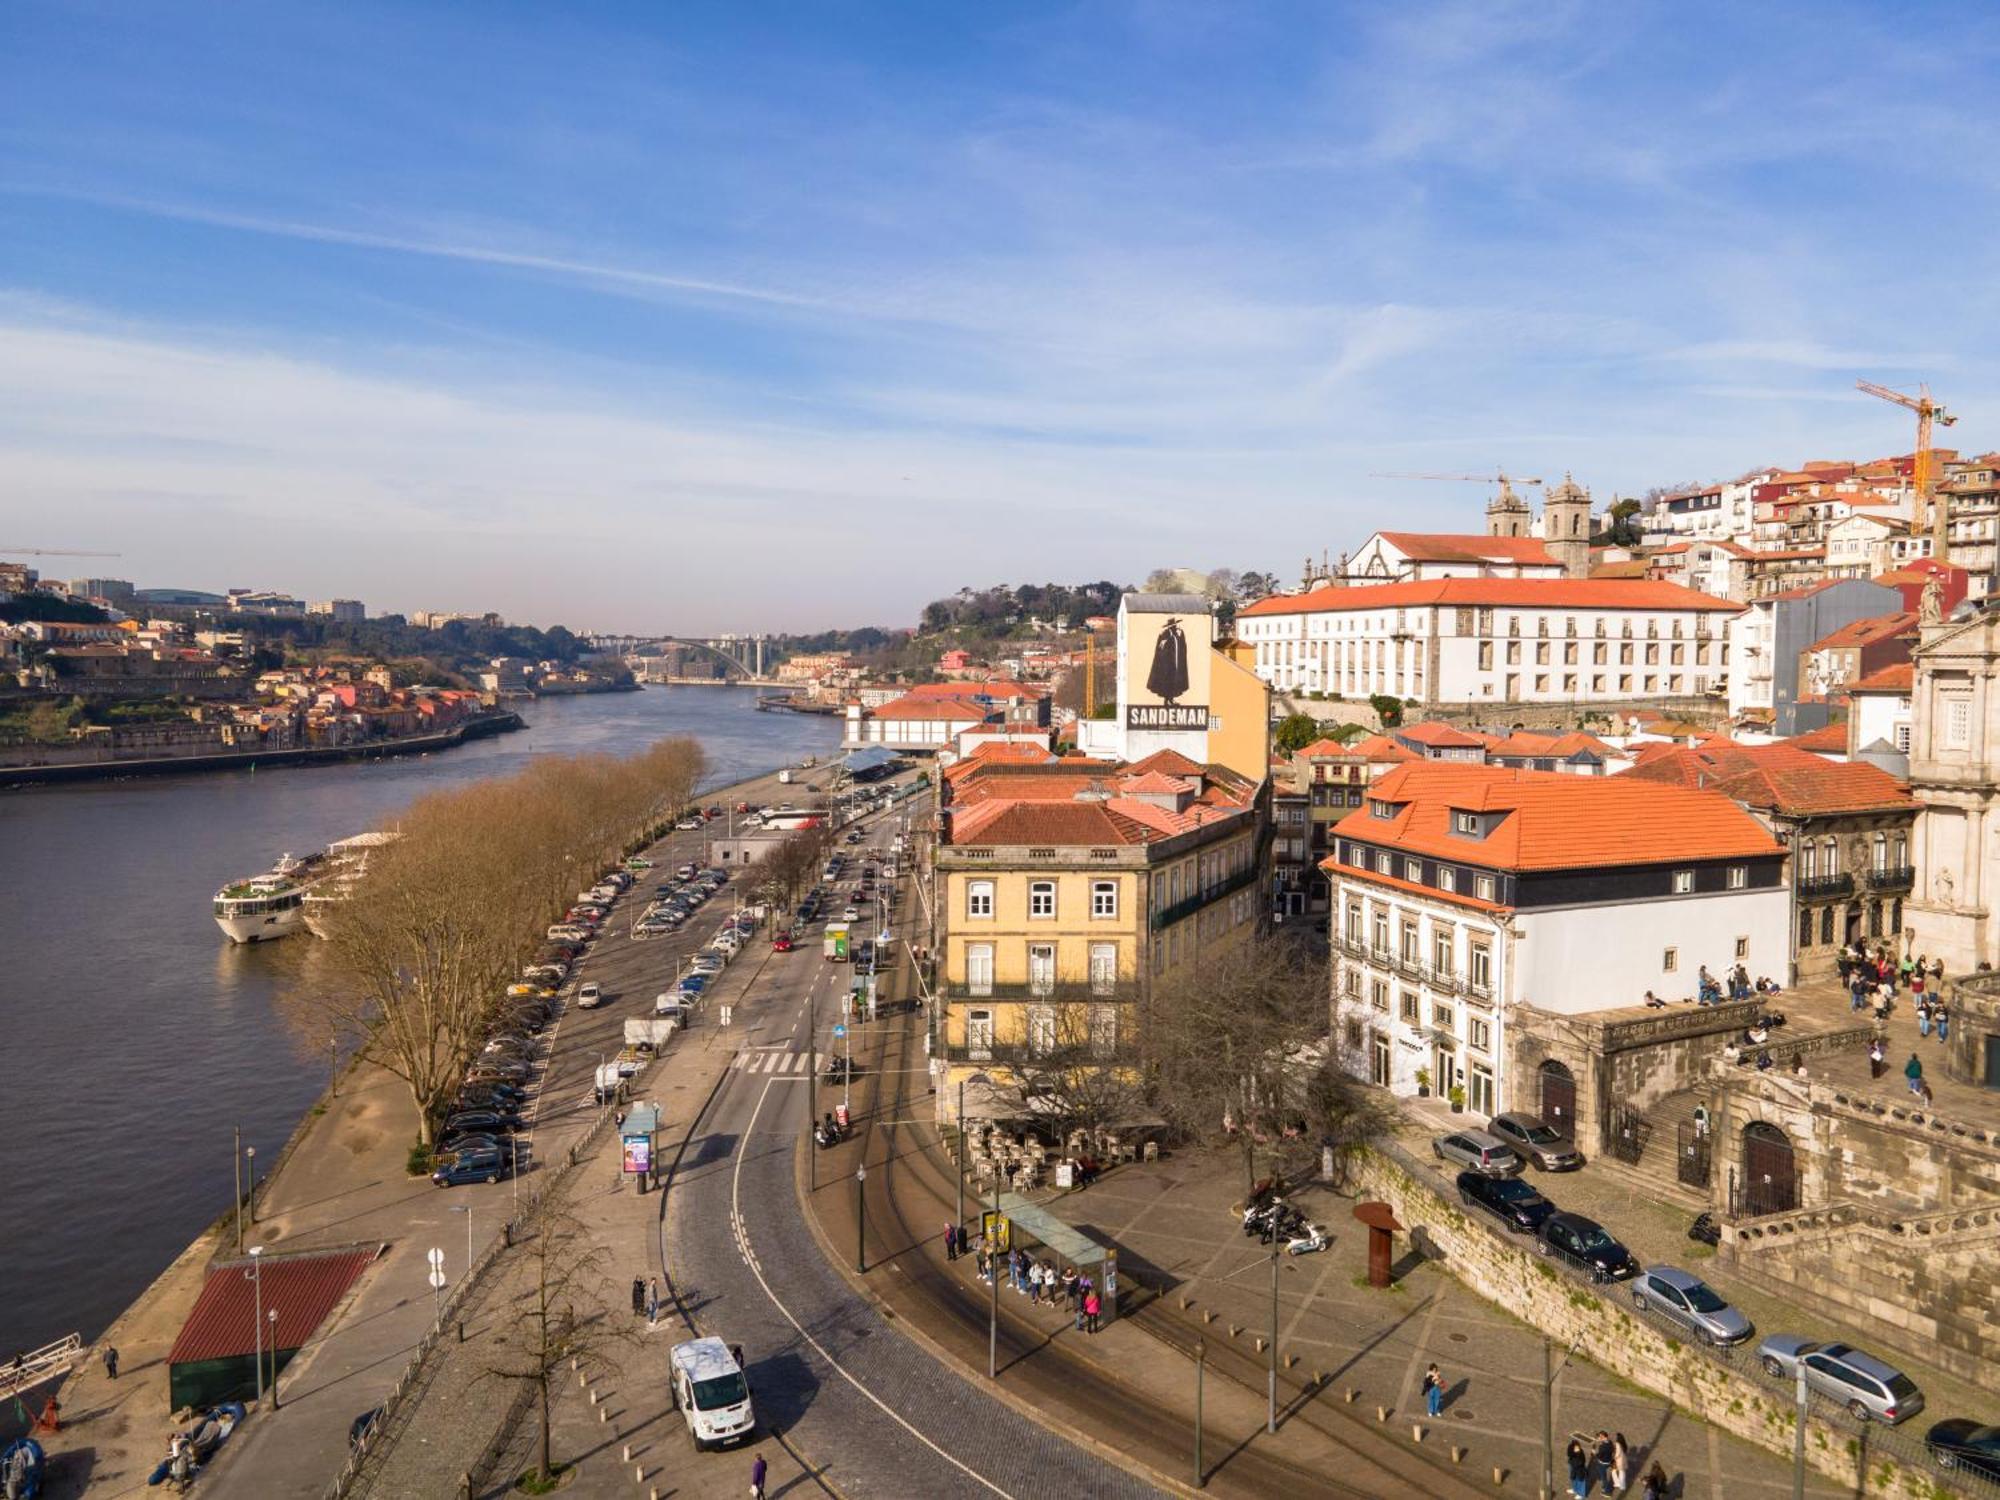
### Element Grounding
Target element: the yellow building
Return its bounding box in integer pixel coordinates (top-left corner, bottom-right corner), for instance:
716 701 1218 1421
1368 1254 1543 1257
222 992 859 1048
930 748 1263 1117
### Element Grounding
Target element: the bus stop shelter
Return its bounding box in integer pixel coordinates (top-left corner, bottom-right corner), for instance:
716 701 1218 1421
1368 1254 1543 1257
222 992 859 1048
981 1191 1121 1324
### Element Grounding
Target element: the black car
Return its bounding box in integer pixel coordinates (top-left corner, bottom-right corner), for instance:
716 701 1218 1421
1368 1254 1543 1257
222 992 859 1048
442 1109 520 1142
1457 1170 1556 1233
459 1080 526 1106
1536 1212 1640 1281
1927 1420 2000 1482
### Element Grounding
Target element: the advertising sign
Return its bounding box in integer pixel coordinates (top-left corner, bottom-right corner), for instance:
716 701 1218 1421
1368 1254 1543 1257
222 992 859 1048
981 1210 1011 1252
1121 599 1212 733
622 1134 653 1176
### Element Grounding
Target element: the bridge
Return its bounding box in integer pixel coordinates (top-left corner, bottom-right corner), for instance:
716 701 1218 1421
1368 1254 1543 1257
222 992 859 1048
0 1333 83 1401
584 633 778 683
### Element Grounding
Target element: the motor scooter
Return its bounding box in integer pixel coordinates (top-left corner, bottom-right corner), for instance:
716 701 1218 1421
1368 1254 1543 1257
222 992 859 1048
1284 1223 1329 1256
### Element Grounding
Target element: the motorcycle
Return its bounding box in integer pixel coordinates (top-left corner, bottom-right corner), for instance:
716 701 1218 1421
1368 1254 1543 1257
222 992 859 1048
1688 1211 1720 1247
1284 1223 1329 1256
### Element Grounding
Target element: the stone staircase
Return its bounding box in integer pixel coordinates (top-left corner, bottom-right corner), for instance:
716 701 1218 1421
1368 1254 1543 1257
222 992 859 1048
1603 1087 1711 1210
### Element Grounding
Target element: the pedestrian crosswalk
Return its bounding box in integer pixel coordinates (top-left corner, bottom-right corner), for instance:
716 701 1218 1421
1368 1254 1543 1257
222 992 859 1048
735 1050 812 1074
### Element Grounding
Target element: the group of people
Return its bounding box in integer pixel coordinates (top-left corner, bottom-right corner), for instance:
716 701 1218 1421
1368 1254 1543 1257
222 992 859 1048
1563 1429 1667 1499
970 1238 1102 1333
1840 943 1944 1020
1643 964 1780 1009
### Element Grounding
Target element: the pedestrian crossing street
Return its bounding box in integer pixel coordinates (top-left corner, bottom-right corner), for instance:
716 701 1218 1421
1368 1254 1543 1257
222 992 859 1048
735 1049 812 1074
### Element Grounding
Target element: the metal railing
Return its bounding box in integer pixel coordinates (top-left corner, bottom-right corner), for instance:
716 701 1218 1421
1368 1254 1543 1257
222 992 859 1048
1798 873 1854 899
1865 866 1915 893
1150 866 1258 930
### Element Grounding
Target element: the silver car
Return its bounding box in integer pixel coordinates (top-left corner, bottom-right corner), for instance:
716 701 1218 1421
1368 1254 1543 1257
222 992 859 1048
1630 1266 1754 1346
1431 1129 1522 1177
1756 1337 1924 1424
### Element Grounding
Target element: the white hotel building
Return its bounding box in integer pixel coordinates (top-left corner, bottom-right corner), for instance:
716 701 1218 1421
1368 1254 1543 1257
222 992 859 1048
1235 578 1743 707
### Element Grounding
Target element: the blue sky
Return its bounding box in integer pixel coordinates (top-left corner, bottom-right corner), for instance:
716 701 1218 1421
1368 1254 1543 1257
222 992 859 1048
2 2 1997 632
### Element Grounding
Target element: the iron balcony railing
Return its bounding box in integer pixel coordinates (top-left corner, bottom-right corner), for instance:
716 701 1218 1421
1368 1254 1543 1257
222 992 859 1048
1797 873 1853 900
1151 865 1260 931
1864 865 1915 893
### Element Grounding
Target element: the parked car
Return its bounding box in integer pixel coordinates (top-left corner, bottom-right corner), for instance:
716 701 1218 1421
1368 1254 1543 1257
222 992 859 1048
442 1109 521 1142
432 1148 506 1187
842 905 861 922
1536 1212 1640 1281
678 974 709 997
1925 1420 2000 1481
676 816 704 830
577 982 603 1009
1631 1267 1754 1346
1486 1112 1585 1171
772 930 794 952
1756 1338 1924 1424
1432 1130 1522 1178
1456 1170 1555 1233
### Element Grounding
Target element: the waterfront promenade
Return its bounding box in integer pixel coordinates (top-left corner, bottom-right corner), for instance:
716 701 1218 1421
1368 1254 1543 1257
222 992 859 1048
36 759 816 1498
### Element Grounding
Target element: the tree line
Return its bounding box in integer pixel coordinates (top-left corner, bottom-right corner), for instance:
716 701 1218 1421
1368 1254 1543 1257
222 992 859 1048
285 737 707 1146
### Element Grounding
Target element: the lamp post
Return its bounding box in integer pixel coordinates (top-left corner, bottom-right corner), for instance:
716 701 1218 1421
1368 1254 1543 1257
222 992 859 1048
1194 1337 1207 1488
450 1203 472 1277
244 1247 265 1407
267 1308 280 1409
955 1078 965 1236
245 1145 258 1224
1268 1237 1280 1434
233 1126 244 1254
987 1175 1000 1380
854 1164 867 1273
808 978 819 1192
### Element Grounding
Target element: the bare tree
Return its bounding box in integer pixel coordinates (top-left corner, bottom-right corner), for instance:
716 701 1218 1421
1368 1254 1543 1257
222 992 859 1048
483 1200 634 1487
1000 993 1147 1152
1145 934 1388 1193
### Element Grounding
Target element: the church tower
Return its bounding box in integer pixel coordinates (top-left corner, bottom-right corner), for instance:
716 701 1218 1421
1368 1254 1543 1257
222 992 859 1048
1541 473 1593 578
1485 477 1532 538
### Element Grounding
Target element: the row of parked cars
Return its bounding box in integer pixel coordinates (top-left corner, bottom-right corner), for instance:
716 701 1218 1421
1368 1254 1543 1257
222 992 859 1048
1437 1119 1975 1452
636 864 727 937
658 879 754 1015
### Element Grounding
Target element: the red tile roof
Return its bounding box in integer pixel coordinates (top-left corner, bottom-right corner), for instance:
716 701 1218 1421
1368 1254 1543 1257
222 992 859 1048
1122 748 1206 778
169 1247 378 1362
906 681 1046 700
1802 613 1916 654
1330 763 1784 872
1849 663 1914 694
1237 578 1743 617
871 698 1000 721
1375 532 1558 566
1397 721 1490 749
1484 730 1622 760
1117 770 1195 794
1346 734 1422 764
1623 742 1914 817
1790 723 1851 754
1293 737 1360 759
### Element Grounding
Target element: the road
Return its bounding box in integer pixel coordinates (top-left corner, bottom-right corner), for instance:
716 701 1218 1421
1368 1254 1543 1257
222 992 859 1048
657 799 1171 1499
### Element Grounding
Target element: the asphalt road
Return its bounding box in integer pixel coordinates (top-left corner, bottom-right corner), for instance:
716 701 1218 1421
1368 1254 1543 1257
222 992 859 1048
658 800 1170 1499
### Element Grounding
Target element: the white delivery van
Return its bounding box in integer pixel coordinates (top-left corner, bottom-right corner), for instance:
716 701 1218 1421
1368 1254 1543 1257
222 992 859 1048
576 981 603 1009
653 993 688 1025
668 1337 755 1449
592 1062 624 1105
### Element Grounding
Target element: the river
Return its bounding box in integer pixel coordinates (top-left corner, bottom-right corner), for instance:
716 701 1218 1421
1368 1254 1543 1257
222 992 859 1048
0 686 842 1355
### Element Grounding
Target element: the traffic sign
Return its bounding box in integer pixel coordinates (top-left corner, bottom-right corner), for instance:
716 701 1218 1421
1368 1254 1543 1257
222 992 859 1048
427 1248 444 1269
428 1268 448 1290
832 1024 847 1038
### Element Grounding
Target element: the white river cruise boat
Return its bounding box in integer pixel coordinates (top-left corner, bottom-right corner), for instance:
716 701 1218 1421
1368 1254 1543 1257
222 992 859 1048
302 831 400 938
212 849 330 943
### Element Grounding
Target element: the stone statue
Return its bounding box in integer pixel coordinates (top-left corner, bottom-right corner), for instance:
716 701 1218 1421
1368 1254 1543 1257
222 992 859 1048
1935 866 1954 906
1920 574 1944 625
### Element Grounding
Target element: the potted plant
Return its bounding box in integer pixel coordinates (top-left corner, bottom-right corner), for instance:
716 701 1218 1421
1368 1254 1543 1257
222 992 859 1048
1448 1084 1466 1114
1415 1067 1432 1098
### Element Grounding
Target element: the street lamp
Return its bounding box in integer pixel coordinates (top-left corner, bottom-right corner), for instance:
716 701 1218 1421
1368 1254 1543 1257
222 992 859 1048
450 1203 473 1277
854 1164 868 1273
245 1145 258 1224
244 1246 265 1407
267 1309 280 1408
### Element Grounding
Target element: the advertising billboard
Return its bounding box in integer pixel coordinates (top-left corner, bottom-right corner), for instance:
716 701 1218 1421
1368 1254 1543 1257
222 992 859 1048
1121 597 1213 734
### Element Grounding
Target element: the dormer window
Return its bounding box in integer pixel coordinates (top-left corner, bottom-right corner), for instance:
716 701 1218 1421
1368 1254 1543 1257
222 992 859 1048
1450 810 1484 838
1369 799 1396 820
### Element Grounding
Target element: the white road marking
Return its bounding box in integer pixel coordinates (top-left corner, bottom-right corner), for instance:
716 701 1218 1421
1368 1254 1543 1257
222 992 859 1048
731 1075 1016 1500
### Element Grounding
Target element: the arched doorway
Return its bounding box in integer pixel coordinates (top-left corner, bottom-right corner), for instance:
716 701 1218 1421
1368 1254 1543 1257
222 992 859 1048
1737 1121 1797 1217
1539 1060 1576 1134
1844 902 1863 947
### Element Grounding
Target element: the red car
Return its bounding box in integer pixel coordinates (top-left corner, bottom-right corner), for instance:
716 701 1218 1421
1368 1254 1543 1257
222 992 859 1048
772 930 794 952
735 801 752 814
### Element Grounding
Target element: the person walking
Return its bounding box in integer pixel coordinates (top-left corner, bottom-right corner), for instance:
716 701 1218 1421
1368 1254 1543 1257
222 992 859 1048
1691 1102 1709 1140
943 1222 958 1262
1869 1036 1886 1079
1610 1433 1629 1493
1905 1053 1924 1097
101 1344 119 1381
1918 999 1933 1038
1565 1437 1590 1499
1083 1288 1101 1334
1422 1362 1444 1418
647 1277 660 1328
1593 1430 1614 1496
631 1276 645 1316
750 1452 768 1499
1640 1460 1668 1500
1937 1002 1951 1044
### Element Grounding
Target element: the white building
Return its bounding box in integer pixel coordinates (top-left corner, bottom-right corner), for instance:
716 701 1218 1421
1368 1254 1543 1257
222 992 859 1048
1341 531 1565 584
1234 578 1742 705
1327 763 1790 1115
309 598 366 624
1847 662 1913 760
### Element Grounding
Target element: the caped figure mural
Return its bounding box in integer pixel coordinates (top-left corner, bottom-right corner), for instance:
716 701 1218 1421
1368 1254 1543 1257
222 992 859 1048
1147 617 1190 704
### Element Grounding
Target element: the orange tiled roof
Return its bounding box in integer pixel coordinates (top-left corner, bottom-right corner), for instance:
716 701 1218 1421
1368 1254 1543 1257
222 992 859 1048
1849 663 1914 694
906 680 1046 700
1329 763 1784 872
1802 612 1916 654
871 697 1001 721
1238 578 1743 617
1374 532 1558 565
1790 723 1850 754
1623 741 1914 817
1117 770 1195 794
1294 737 1361 759
1484 729 1621 760
1346 734 1421 764
1397 721 1490 749
1122 748 1206 778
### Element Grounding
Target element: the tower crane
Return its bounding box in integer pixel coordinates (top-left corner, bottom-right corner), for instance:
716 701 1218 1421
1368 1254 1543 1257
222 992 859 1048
1856 380 1956 563
1371 470 1545 489
0 546 122 557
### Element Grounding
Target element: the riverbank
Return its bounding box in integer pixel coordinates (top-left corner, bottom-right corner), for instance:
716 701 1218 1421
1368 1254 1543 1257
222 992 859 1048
0 710 524 786
32 752 830 1496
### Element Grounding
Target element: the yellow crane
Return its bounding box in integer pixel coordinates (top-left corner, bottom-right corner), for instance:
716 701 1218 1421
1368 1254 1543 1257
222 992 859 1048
1856 380 1956 562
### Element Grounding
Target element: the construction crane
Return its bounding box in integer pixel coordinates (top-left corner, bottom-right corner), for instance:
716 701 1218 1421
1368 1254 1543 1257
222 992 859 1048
0 546 122 557
1371 471 1545 488
1856 380 1956 563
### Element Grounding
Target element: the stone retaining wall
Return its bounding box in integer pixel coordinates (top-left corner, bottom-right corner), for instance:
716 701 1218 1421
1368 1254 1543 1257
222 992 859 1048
1353 1143 1968 1500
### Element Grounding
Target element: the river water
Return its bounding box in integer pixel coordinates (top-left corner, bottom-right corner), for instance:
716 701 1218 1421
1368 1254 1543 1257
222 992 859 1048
0 687 841 1355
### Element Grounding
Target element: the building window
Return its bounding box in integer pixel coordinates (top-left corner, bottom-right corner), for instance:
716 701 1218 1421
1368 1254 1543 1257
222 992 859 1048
1370 979 1390 1012
1438 867 1457 894
1473 874 1496 902
967 1008 994 1060
1403 858 1422 883
1469 944 1492 990
1090 1004 1118 1057
1868 901 1882 938
1662 947 1677 972
1400 920 1420 961
1433 930 1453 973
1467 1016 1491 1052
1872 832 1887 872
1028 944 1056 994
966 943 994 997
1432 1001 1455 1031
1477 640 1493 670
1372 910 1389 953
1798 908 1812 949
967 880 994 919
1671 869 1694 894
1345 904 1363 945
1028 1004 1056 1055
1369 799 1396 819
1029 881 1056 919
1091 880 1118 919
1468 1061 1494 1117
1343 1018 1363 1053
1399 990 1419 1023
1343 968 1361 998
1735 935 1749 959
1944 695 1972 750
1375 852 1393 875
1089 942 1117 995
1452 811 1479 835
1727 865 1747 889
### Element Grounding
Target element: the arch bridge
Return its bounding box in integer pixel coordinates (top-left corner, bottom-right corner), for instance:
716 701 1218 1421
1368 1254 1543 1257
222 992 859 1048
586 633 775 681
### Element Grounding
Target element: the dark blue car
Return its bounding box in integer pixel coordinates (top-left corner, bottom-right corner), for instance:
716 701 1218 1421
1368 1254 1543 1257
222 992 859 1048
432 1148 506 1187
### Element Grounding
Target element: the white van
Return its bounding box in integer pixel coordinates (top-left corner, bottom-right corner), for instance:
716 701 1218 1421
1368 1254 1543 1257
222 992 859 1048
592 1061 624 1104
576 981 603 1009
668 1337 755 1449
653 994 688 1024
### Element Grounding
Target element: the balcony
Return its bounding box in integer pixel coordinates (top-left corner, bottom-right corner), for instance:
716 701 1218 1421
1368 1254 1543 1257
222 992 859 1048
1152 865 1260 931
1392 950 1425 981
1797 873 1854 900
1425 963 1465 994
1336 935 1368 961
1865 865 1916 893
